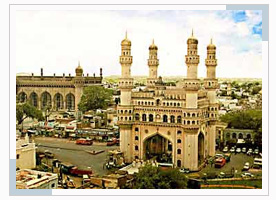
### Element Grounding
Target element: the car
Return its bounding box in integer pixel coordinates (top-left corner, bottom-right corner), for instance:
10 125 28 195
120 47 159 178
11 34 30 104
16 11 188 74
242 162 250 171
242 147 247 153
241 172 254 178
218 172 234 178
247 148 253 155
236 148 241 153
215 154 224 158
222 146 228 153
254 149 259 155
230 147 235 153
179 168 190 174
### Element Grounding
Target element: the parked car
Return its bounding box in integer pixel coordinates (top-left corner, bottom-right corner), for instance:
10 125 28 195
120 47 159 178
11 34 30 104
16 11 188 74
215 157 226 168
215 154 224 158
222 146 228 153
218 172 234 178
179 168 190 174
247 148 253 155
236 148 241 153
254 149 259 155
230 147 235 153
242 162 250 171
242 147 247 153
241 172 254 178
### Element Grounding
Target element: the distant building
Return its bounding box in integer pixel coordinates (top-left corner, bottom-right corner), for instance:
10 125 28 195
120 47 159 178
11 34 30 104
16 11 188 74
16 169 58 189
16 64 103 111
16 134 36 170
223 128 255 145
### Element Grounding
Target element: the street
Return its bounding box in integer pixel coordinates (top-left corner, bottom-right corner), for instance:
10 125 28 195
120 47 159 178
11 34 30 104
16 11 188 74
34 137 118 176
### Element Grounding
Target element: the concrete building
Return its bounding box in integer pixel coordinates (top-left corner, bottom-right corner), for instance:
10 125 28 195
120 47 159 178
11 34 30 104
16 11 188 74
16 169 58 189
16 64 103 111
16 134 36 170
117 31 220 170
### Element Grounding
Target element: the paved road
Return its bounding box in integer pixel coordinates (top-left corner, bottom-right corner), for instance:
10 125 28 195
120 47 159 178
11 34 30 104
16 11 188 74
35 137 118 176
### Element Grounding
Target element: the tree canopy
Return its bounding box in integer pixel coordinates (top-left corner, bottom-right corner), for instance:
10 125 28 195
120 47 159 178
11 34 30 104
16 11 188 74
16 102 44 125
133 165 187 189
78 86 113 112
220 109 262 130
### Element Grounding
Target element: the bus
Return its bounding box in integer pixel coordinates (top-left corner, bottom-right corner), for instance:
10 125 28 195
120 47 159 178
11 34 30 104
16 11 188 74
253 158 262 168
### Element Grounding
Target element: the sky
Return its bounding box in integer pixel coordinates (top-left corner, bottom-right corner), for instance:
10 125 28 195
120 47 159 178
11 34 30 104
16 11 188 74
15 10 262 78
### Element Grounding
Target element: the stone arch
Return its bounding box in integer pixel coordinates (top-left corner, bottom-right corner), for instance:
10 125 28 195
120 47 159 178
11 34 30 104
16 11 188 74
66 93 75 111
232 132 237 139
163 115 168 122
29 92 38 108
53 93 63 111
135 113 140 121
170 115 175 123
177 115 182 123
18 92 27 103
246 134 251 139
142 114 147 121
143 133 173 163
198 132 205 165
149 114 154 122
41 91 52 110
238 133 243 139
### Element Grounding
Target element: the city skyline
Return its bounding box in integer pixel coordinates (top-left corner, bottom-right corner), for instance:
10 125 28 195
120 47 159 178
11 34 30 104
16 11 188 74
16 10 262 78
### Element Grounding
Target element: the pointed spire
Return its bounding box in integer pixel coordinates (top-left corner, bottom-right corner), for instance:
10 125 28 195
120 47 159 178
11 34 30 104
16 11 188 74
192 29 194 37
152 38 155 45
125 30 128 39
78 60 80 67
210 38 213 44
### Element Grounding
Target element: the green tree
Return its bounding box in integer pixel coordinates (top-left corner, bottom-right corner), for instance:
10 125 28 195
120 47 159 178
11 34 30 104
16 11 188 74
133 165 187 189
16 102 44 127
78 86 113 112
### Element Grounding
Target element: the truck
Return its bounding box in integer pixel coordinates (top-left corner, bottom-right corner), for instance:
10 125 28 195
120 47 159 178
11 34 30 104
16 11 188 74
60 163 93 177
76 138 93 145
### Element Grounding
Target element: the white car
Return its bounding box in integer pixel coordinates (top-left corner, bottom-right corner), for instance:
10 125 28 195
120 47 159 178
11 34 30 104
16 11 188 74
242 162 250 171
241 172 254 178
230 147 235 153
242 147 247 153
247 148 253 155
236 148 241 153
222 146 228 153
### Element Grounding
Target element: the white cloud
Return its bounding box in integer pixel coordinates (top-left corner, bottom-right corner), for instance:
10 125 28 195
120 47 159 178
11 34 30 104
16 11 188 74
15 10 262 78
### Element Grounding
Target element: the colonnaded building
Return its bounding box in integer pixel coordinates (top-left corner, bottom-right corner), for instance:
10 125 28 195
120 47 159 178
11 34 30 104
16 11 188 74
16 65 103 111
117 32 220 170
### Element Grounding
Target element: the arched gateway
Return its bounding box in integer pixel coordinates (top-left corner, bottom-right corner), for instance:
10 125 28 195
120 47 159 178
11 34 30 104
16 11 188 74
143 134 173 163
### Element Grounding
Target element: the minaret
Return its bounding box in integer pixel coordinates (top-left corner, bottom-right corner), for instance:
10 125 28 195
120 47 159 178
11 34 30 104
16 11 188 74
74 62 84 111
204 38 218 104
118 32 134 163
185 30 200 108
204 38 219 157
147 39 159 88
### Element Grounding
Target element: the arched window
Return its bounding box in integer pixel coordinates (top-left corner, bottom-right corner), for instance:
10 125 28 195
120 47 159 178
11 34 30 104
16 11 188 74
163 115 168 122
177 116 182 123
177 149 181 154
192 120 195 124
177 130 182 135
170 115 175 123
149 114 154 122
192 113 196 117
156 99 160 106
54 93 63 110
135 136 139 140
187 113 190 117
18 92 27 103
226 133 230 139
135 145 139 151
41 91 52 110
66 93 75 110
177 160 181 167
232 133 237 139
187 120 190 125
29 92 38 108
238 133 243 139
247 134 251 139
177 139 181 143
142 114 147 121
135 113 140 121
135 127 139 132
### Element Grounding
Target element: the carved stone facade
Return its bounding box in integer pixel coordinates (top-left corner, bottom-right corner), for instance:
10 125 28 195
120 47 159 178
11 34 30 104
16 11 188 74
118 31 220 171
16 64 103 111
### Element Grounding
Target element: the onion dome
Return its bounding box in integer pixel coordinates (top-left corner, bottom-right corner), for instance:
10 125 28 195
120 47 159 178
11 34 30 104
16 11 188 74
75 61 83 76
207 38 216 50
121 31 131 46
149 39 158 50
187 29 198 44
